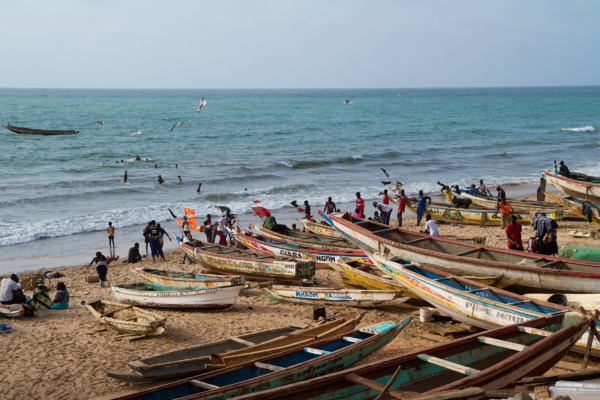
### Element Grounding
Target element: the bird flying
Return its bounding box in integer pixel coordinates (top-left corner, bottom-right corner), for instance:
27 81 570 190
128 128 152 139
197 97 206 113
170 120 192 132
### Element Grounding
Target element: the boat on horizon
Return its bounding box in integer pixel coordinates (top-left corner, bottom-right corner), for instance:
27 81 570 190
2 123 79 135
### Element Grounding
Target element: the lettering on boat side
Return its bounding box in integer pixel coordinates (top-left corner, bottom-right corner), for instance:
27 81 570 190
279 249 337 262
295 291 318 298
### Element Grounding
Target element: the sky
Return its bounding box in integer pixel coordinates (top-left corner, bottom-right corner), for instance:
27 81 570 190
1 1 598 89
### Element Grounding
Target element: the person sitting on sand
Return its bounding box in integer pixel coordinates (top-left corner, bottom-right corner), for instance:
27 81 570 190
28 284 53 311
423 214 439 237
352 208 364 219
156 175 165 184
127 243 142 264
52 282 70 310
1 274 27 305
373 211 383 223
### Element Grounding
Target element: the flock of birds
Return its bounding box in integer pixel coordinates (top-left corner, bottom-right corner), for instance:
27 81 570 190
94 97 207 140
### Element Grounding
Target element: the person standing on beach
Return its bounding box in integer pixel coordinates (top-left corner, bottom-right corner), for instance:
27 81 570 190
143 221 163 262
397 189 407 227
323 197 336 214
182 216 191 240
355 192 365 216
496 186 506 205
304 200 312 220
217 214 228 245
442 186 454 205
506 215 523 251
496 199 513 229
416 190 432 226
382 189 389 205
203 214 212 242
156 223 172 251
373 202 393 225
107 222 115 255
88 252 117 287
142 221 152 255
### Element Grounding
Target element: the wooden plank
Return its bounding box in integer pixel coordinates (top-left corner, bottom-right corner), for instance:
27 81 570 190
516 368 600 384
304 347 331 356
517 326 552 337
344 373 408 398
254 361 285 372
343 336 363 343
456 247 484 257
480 212 487 227
417 354 480 375
407 387 485 400
189 380 219 390
228 336 256 347
477 336 527 351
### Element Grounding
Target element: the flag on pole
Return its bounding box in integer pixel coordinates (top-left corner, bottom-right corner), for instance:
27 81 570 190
251 206 271 219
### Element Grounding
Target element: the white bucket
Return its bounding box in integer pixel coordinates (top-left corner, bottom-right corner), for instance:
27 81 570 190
420 307 434 323
36 309 49 318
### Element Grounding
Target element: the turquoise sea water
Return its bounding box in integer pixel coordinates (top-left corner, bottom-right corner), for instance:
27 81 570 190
0 87 599 271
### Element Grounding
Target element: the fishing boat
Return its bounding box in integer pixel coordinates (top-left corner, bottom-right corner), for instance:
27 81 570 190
0 303 25 318
299 218 343 238
321 212 600 293
250 223 356 250
545 192 600 226
179 240 313 282
372 253 600 357
525 293 600 311
265 285 408 308
133 267 245 288
231 228 372 268
541 170 600 203
2 124 79 135
110 318 410 400
107 324 305 382
230 314 591 400
211 313 363 367
459 192 570 212
111 282 244 310
84 299 166 335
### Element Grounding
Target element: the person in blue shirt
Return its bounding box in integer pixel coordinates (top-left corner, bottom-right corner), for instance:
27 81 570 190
416 190 432 226
468 184 478 194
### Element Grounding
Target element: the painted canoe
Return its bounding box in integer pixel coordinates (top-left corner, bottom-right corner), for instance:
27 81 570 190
328 259 520 302
459 192 569 211
545 192 600 227
179 240 312 282
107 325 305 382
0 303 25 318
265 285 408 308
231 228 372 268
372 253 600 357
231 313 591 400
404 200 559 226
299 218 343 238
110 318 410 400
211 313 363 367
133 267 245 288
2 124 79 135
541 170 600 203
250 223 357 250
321 211 600 293
84 299 166 335
111 282 244 310
525 293 600 311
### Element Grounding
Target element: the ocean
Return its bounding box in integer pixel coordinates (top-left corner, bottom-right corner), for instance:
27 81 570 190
1 87 599 273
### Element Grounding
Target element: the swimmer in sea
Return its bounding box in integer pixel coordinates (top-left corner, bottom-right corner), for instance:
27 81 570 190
136 155 141 161
123 170 128 183
178 176 183 183
156 175 165 184
197 183 202 192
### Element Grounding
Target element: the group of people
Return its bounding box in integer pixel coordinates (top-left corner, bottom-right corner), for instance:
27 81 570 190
1 273 70 312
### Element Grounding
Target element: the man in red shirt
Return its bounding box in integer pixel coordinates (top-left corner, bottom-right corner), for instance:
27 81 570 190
382 189 389 205
355 192 365 216
396 189 407 227
506 215 523 251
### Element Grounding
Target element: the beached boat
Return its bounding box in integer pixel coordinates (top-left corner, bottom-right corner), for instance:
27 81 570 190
231 228 372 268
0 303 25 318
265 285 408 308
2 124 79 135
211 313 363 367
230 314 590 400
525 293 600 311
372 253 600 357
250 223 357 250
133 267 245 288
541 170 600 203
459 191 569 211
545 192 600 226
111 282 244 310
110 318 410 400
299 218 343 238
179 240 312 282
321 212 600 293
84 299 166 335
107 324 305 382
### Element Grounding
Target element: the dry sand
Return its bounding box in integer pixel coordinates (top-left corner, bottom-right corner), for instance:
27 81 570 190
2 199 600 400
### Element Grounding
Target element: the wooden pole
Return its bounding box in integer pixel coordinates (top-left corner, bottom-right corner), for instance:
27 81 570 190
374 365 403 400
582 312 598 370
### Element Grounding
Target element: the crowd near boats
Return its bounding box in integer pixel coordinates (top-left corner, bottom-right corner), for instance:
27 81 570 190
6 162 600 399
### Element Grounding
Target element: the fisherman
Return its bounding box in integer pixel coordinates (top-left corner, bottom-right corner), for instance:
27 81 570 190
442 186 454 205
396 189 407 227
423 214 439 237
496 199 513 229
203 214 213 242
1 274 26 305
416 190 432 226
143 221 163 262
217 214 228 245
478 179 492 196
323 197 337 214
468 184 478 194
373 202 393 225
264 212 288 233
382 189 390 205
303 200 312 220
558 160 571 178
505 215 523 251
355 192 365 216
496 186 506 205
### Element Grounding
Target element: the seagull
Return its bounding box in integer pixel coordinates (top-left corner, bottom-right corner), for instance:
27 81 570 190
197 97 206 113
95 121 104 125
128 128 152 139
170 120 191 132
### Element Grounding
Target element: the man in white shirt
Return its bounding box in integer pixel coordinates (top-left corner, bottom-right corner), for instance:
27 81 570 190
373 202 394 225
424 215 439 237
1 274 24 304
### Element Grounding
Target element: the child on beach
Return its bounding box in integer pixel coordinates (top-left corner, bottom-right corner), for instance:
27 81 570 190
88 252 118 287
107 222 115 252
52 282 70 309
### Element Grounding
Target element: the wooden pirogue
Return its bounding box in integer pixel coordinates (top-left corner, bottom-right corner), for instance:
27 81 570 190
84 299 166 335
178 239 313 282
110 318 410 400
265 285 408 308
321 211 600 293
545 191 600 226
250 223 357 250
230 314 591 400
133 267 245 288
106 324 305 382
298 218 343 238
372 253 600 357
541 170 600 203
2 124 79 135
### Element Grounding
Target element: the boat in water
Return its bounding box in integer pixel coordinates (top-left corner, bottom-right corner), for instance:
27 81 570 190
2 124 79 135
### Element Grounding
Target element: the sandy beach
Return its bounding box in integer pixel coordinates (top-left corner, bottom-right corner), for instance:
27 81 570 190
2 190 600 400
